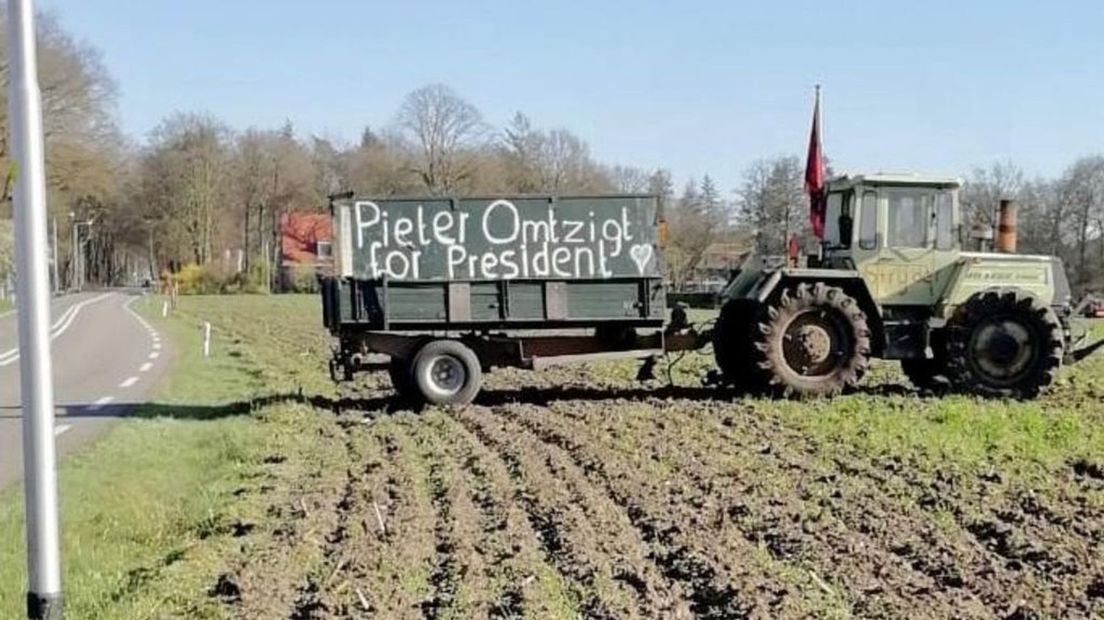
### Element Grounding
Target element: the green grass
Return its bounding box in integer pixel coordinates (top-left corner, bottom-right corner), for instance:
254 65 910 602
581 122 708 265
0 297 11 314
0 294 330 619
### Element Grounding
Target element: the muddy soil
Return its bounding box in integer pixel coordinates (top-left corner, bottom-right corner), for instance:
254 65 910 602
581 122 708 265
211 364 1104 619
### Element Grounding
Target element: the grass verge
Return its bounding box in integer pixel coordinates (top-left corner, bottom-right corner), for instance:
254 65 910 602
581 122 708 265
0 294 333 619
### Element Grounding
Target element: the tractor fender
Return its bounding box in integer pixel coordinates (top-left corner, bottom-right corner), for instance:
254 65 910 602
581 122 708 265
751 268 886 357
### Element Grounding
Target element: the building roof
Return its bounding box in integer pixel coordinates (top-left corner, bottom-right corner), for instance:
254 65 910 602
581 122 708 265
280 212 332 265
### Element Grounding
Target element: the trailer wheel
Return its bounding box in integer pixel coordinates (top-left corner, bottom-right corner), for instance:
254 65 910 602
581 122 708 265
752 282 870 397
946 288 1063 398
412 340 483 406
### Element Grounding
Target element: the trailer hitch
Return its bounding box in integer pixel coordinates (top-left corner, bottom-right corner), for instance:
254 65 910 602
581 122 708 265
1068 335 1104 364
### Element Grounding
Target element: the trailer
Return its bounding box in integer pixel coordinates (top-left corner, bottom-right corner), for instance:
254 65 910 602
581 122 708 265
320 193 706 404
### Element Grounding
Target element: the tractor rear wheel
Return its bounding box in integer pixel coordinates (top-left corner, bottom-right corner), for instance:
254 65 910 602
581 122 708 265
752 282 870 397
946 288 1063 398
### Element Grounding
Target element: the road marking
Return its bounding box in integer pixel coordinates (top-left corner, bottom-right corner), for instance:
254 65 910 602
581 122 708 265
54 425 71 436
0 293 114 366
149 351 160 360
119 376 139 388
123 296 158 334
152 342 162 350
89 396 114 411
139 362 153 372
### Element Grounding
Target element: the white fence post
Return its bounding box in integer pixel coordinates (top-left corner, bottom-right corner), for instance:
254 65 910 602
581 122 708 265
203 322 211 358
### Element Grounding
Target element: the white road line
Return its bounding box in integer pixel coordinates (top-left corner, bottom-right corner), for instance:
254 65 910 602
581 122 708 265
152 342 161 350
123 296 157 334
139 362 153 372
149 351 160 359
89 396 114 411
54 424 71 436
119 376 139 388
0 293 114 366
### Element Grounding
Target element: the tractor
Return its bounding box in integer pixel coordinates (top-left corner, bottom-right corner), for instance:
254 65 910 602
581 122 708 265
713 172 1104 398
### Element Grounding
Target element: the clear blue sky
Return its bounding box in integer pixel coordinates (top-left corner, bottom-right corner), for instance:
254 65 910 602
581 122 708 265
40 0 1104 193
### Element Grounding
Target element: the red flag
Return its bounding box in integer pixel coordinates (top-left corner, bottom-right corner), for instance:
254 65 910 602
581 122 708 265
805 87 827 238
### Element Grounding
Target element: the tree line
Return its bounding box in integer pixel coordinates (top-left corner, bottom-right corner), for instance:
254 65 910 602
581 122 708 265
0 14 1102 296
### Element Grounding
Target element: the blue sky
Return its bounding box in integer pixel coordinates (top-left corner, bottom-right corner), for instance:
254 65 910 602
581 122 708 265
40 0 1104 193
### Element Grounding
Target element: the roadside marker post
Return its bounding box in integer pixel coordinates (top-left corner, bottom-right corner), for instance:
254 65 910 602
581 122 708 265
203 322 211 357
7 0 64 617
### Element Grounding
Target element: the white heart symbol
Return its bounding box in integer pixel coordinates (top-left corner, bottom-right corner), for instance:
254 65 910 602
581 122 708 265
629 244 653 275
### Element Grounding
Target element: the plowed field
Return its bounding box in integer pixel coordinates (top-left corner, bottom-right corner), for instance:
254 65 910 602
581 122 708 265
119 298 1104 618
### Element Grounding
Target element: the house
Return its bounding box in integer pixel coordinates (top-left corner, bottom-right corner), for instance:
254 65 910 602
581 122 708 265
693 242 750 284
279 212 333 291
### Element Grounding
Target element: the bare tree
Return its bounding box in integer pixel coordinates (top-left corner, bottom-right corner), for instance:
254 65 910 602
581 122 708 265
737 156 805 254
1057 156 1104 289
607 165 651 193
141 113 231 265
396 84 487 194
499 112 612 194
961 161 1025 241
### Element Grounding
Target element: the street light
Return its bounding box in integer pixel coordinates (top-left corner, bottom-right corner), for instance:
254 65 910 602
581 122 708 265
8 0 64 617
68 214 93 292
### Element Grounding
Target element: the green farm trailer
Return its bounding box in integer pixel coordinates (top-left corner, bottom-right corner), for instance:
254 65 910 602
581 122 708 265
320 193 702 404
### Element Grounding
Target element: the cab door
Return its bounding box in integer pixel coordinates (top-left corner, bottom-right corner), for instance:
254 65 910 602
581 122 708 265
856 188 938 305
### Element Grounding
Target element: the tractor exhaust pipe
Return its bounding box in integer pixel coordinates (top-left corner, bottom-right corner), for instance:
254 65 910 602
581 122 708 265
995 199 1017 253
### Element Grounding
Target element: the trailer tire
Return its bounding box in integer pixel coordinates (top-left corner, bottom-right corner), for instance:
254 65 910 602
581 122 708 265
946 288 1063 398
752 282 870 397
412 340 482 406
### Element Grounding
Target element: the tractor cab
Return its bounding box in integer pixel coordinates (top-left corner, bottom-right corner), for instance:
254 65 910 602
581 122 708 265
819 173 962 306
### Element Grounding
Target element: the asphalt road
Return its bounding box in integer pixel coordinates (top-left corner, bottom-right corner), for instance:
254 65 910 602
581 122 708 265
0 290 169 488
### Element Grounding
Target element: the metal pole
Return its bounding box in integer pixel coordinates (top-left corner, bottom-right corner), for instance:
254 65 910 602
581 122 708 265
69 219 75 291
50 216 58 294
7 0 64 617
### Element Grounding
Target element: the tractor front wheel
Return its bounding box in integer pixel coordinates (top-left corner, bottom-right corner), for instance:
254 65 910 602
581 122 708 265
752 282 871 397
713 300 764 391
946 288 1063 398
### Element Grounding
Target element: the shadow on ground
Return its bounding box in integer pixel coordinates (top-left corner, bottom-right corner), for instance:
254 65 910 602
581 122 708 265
0 379 930 422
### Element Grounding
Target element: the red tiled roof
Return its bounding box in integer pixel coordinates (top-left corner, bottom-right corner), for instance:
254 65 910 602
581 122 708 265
280 212 332 266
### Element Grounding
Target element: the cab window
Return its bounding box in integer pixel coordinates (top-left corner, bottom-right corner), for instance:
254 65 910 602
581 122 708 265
858 191 878 250
934 191 955 250
823 191 852 248
887 191 931 248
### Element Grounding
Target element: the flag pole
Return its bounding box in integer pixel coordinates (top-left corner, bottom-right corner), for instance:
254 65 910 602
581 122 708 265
815 84 822 147
7 0 64 617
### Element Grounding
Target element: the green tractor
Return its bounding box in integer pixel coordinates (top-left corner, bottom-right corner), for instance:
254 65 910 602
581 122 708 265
713 172 1103 398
